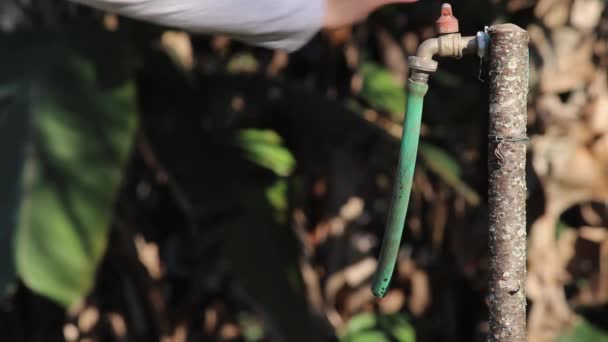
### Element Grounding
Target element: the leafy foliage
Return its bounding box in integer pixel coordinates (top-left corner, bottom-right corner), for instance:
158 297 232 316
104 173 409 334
236 129 296 177
418 142 480 206
0 29 137 306
138 58 323 340
559 318 608 342
341 313 416 342
359 62 406 121
1 0 607 341
0 70 29 297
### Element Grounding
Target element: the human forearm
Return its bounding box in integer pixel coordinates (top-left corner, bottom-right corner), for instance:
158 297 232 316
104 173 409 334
71 0 323 51
70 0 416 51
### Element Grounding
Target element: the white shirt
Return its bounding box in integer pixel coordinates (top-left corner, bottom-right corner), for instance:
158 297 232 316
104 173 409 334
71 0 325 51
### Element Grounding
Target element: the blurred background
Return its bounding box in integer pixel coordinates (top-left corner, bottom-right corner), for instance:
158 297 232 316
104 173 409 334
1 0 607 341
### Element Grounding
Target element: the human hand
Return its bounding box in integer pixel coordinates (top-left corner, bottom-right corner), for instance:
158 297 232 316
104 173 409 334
323 0 418 29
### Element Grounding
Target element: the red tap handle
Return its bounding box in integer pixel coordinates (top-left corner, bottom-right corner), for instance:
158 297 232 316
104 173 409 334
436 3 459 34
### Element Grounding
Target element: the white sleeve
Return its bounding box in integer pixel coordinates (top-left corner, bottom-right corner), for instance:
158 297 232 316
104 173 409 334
70 0 324 52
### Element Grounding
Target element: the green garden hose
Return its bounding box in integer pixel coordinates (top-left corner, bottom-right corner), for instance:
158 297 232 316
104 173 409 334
372 79 428 298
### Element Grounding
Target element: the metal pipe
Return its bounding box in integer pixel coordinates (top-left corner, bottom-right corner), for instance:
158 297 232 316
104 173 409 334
461 35 478 55
416 34 478 61
416 38 439 60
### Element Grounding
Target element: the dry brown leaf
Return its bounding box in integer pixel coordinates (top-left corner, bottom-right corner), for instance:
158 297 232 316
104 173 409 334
556 228 578 268
134 234 164 280
580 203 605 226
397 257 416 282
408 270 430 316
535 0 571 28
301 260 324 312
267 50 289 77
571 0 604 31
344 258 377 288
591 134 608 168
536 91 586 130
204 307 218 335
220 323 240 340
163 324 187 342
535 27 595 93
343 286 376 315
340 197 365 221
401 32 419 56
108 313 127 338
579 226 608 243
585 73 608 134
378 290 406 314
63 324 79 342
325 257 377 302
588 94 608 135
78 306 100 333
211 35 231 55
528 134 604 340
507 0 536 12
103 14 119 32
324 27 352 46
377 28 407 86
161 31 194 70
532 136 608 208
598 241 608 302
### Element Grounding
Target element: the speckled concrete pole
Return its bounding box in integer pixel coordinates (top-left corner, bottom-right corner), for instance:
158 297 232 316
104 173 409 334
487 24 529 342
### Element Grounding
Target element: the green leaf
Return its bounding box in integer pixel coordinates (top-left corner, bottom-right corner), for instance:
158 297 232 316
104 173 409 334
236 129 296 177
392 323 417 342
266 179 289 224
359 62 406 121
227 53 260 74
555 220 572 240
0 31 55 298
0 83 29 297
344 313 377 335
559 317 608 342
349 331 391 342
383 314 416 342
418 142 480 206
341 313 415 342
0 32 137 307
433 70 463 88
238 311 265 341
